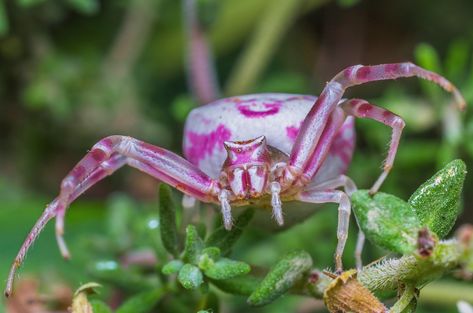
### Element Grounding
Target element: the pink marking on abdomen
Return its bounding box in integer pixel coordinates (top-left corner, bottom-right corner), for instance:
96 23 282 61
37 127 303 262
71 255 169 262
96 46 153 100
286 123 301 142
185 124 232 165
237 102 280 118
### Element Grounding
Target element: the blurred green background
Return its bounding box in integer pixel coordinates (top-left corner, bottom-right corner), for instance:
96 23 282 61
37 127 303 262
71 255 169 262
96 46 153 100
1 0 473 312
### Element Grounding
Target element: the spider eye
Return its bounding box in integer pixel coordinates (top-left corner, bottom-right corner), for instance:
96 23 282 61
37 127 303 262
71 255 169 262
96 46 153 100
237 148 242 153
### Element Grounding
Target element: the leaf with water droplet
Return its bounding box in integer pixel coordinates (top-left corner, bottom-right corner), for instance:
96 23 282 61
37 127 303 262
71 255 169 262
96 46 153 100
162 260 184 275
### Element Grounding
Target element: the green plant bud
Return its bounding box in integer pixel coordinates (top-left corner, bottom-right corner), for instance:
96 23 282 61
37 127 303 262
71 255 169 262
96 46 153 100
247 250 312 306
162 260 184 275
352 191 422 254
408 159 466 238
183 225 204 264
158 184 179 256
204 258 251 280
198 253 215 271
178 264 204 289
116 288 165 313
206 208 254 255
202 247 221 260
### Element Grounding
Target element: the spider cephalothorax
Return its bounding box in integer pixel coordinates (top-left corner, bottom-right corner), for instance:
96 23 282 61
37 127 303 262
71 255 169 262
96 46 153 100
5 62 466 297
221 136 272 200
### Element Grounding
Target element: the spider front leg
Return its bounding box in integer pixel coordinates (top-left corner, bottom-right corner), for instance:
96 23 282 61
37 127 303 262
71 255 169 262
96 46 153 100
340 99 406 194
287 62 465 189
5 136 220 297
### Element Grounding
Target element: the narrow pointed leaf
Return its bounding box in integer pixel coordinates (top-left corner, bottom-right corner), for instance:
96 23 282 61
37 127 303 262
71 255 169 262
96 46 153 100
183 225 204 264
206 208 254 255
178 264 204 289
204 258 250 280
247 250 312 306
158 184 179 256
210 275 260 296
116 288 165 313
409 159 466 238
352 191 421 254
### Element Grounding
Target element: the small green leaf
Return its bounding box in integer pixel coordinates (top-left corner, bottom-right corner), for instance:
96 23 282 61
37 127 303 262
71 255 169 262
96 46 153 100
158 184 179 256
116 288 165 313
162 260 184 275
183 225 204 264
408 159 466 238
247 250 312 306
206 208 254 255
352 191 421 254
210 275 260 296
204 258 250 280
178 264 204 289
90 300 113 313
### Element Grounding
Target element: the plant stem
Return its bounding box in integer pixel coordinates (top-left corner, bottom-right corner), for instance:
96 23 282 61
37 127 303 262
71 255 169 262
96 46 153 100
225 0 327 95
390 285 417 313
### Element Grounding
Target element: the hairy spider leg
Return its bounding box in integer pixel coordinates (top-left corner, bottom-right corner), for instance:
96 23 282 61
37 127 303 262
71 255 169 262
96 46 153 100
5 136 219 297
287 62 465 190
340 99 406 194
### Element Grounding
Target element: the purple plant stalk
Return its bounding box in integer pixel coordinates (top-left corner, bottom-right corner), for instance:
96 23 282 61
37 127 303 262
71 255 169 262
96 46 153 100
183 0 220 105
5 62 465 297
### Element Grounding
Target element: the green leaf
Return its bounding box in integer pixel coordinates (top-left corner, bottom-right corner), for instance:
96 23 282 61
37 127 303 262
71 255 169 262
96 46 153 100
90 300 113 313
116 288 165 313
162 260 184 275
67 0 99 14
0 0 8 36
204 258 250 280
352 191 421 254
210 275 260 296
183 225 205 264
247 250 312 306
158 184 179 256
206 208 254 255
408 159 466 238
178 264 204 289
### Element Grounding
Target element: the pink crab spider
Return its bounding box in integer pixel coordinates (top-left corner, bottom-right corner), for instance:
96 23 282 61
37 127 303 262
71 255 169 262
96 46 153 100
5 62 465 297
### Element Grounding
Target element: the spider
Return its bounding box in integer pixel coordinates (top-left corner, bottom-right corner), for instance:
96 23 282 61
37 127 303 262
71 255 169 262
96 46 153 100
5 62 465 297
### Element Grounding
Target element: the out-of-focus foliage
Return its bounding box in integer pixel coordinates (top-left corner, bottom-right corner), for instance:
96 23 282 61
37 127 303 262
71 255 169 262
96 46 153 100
2 0 473 312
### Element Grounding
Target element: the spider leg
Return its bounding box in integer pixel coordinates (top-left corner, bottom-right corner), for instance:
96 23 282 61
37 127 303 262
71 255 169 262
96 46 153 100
5 136 219 297
298 189 351 273
340 99 406 194
288 62 464 187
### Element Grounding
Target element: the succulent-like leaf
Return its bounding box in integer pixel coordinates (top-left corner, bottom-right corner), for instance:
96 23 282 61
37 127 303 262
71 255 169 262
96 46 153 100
158 184 179 256
206 208 254 255
183 225 205 264
178 264 204 289
162 260 184 275
352 191 421 254
115 288 165 313
204 258 250 280
408 159 466 238
247 250 312 306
